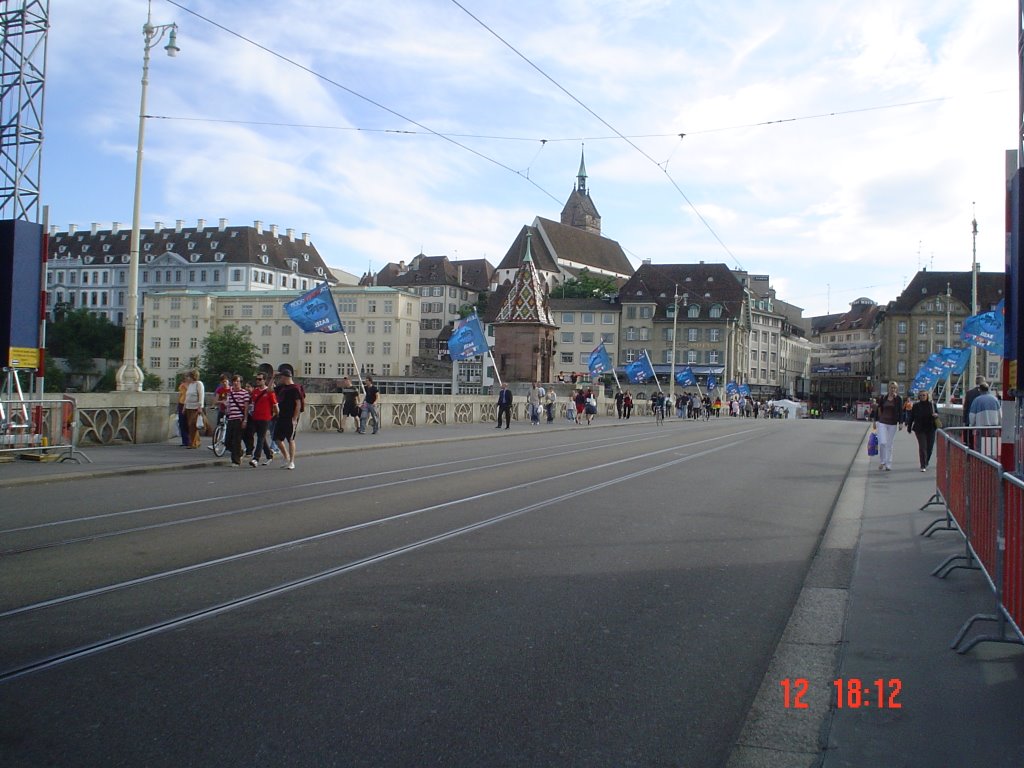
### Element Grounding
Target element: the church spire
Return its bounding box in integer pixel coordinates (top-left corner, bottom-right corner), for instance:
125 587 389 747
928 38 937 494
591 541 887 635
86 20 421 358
576 145 587 194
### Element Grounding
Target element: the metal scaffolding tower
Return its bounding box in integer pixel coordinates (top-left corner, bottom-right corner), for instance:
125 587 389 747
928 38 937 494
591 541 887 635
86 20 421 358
0 0 48 222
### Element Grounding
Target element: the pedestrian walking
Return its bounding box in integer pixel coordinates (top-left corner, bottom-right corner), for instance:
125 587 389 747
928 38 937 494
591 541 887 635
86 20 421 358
224 375 251 467
183 369 206 449
873 381 903 471
584 388 597 425
907 389 938 471
176 374 189 446
968 380 1002 457
359 375 381 435
248 372 278 466
622 391 633 419
615 389 624 419
545 387 557 423
528 383 542 426
337 376 360 433
273 364 303 469
496 383 512 429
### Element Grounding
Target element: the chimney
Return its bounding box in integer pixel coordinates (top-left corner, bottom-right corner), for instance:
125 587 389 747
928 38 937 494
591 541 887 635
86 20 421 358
197 218 206 231
642 258 652 266
457 264 464 286
270 224 278 238
175 219 184 233
68 224 78 235
286 228 295 242
302 232 310 245
111 221 121 235
154 221 164 233
218 218 228 232
49 225 57 236
254 220 263 235
90 222 99 235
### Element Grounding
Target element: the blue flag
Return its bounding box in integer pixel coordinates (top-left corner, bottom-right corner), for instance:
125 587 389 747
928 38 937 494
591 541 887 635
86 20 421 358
738 383 751 397
706 374 717 390
625 352 656 383
949 346 972 376
589 342 612 377
675 367 696 386
284 282 344 333
725 381 739 398
961 299 1004 356
448 311 489 361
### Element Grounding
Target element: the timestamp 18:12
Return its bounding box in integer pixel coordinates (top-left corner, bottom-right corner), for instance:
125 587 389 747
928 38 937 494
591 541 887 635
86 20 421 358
780 678 902 709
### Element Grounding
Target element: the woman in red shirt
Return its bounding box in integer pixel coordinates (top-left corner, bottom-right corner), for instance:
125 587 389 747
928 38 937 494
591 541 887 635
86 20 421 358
248 373 279 467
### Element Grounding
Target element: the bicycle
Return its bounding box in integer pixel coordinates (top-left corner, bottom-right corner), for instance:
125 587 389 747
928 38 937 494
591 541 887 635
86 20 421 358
210 413 227 457
654 402 665 425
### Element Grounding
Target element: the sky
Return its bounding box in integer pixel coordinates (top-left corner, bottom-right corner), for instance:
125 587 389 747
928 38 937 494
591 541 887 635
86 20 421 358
40 0 1018 319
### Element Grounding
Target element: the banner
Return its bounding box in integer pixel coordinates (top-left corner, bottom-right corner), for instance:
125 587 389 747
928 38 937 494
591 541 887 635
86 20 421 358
738 383 751 397
725 381 738 398
706 374 717 390
625 352 656 383
448 311 489 361
588 342 613 377
675 367 696 386
961 299 1005 356
283 282 344 333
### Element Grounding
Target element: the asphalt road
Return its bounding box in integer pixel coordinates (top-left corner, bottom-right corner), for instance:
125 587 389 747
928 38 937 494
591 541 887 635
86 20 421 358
0 417 863 768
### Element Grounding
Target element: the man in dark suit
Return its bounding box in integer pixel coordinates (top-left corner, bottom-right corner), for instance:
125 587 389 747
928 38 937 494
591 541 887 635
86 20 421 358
496 383 513 430
962 375 987 426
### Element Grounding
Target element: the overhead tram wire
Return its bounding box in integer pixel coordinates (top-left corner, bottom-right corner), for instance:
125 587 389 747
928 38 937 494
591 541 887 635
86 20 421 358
161 0 562 206
448 0 744 271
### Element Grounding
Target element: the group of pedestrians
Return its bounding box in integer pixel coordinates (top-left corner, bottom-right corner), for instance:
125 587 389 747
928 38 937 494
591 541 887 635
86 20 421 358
871 376 1003 473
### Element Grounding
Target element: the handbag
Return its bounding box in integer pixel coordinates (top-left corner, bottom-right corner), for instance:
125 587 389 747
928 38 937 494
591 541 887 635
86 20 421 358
932 404 941 429
196 413 205 431
867 430 879 456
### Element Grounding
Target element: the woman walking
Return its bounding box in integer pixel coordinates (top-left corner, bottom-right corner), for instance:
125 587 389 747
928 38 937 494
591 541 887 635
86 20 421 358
873 381 903 471
907 389 938 472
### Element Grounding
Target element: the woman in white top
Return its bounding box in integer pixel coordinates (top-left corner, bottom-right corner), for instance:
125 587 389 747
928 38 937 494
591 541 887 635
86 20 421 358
184 369 206 448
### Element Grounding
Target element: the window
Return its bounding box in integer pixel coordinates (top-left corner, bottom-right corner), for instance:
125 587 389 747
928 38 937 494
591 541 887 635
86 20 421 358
431 287 443 297
241 305 253 318
918 320 928 334
709 351 720 364
580 332 594 344
663 328 674 342
562 312 574 324
282 325 292 336
898 340 907 353
687 350 698 364
383 321 393 334
626 306 637 319
708 328 720 342
262 304 273 317
708 304 722 318
917 341 926 354
600 333 614 344
638 327 649 341
151 338 161 348
897 321 907 334
953 321 962 335
367 300 377 313
189 338 197 349
384 300 393 314
687 328 699 342
382 342 391 356
367 321 376 334
170 298 181 310
625 327 637 341
224 306 234 317
582 312 595 324
688 304 700 318
282 343 290 355
304 341 313 354
338 297 357 313
262 344 270 355
169 337 180 349
318 341 327 355
561 332 574 344
366 342 375 355
560 352 574 364
897 360 907 374
601 312 614 325
936 321 945 335
639 306 652 319
168 357 179 369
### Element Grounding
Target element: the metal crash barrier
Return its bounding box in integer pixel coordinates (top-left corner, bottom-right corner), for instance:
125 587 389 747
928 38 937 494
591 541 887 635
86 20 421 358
0 395 90 464
923 427 1022 653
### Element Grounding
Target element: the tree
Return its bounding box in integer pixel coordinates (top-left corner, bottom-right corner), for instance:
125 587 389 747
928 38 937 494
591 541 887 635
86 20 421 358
42 352 66 393
46 308 124 371
201 325 259 387
555 268 617 299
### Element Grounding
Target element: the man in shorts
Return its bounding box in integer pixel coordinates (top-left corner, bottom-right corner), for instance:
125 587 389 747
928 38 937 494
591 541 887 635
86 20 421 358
337 376 360 433
273 364 303 470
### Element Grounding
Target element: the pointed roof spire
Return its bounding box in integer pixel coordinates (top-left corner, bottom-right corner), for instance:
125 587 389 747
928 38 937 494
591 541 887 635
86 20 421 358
577 144 587 193
523 231 533 263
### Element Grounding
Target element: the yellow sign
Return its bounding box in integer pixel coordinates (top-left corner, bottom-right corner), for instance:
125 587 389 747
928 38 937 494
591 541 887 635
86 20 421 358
8 347 40 368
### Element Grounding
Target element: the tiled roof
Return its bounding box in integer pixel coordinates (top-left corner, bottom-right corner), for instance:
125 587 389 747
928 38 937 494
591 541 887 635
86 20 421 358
495 236 556 326
618 263 746 319
495 219 634 278
49 224 334 282
372 255 495 292
887 270 1004 313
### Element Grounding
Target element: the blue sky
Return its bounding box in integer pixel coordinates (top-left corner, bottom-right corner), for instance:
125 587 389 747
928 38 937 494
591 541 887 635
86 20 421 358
43 0 1016 318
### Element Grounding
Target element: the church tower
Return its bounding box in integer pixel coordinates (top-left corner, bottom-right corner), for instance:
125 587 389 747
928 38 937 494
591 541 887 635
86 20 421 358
560 147 601 236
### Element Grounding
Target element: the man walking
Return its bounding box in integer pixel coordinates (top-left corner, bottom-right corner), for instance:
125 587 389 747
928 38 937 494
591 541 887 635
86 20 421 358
273 364 303 469
248 372 278 467
224 374 251 468
968 380 1001 457
337 375 360 433
359 376 381 434
496 383 512 429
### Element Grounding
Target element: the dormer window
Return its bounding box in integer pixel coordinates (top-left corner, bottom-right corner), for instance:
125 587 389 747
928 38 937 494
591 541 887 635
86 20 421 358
687 304 700 318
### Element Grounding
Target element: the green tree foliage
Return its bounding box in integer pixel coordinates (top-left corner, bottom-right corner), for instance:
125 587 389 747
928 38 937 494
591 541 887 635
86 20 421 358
42 352 66 393
46 308 124 372
555 268 617 299
201 325 259 387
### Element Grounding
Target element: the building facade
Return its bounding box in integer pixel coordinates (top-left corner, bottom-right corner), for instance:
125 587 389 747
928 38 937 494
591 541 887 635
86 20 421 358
808 298 881 411
145 286 419 389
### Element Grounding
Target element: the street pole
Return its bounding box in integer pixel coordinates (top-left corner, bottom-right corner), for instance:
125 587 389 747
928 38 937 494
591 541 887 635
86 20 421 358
116 0 178 391
669 285 678 404
967 206 978 392
945 282 951 406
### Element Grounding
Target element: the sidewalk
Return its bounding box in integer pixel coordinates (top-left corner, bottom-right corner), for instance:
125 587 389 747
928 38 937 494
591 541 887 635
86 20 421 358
729 432 1024 767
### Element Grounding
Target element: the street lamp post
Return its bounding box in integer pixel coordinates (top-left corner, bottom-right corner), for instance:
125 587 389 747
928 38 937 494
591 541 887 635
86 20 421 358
945 282 952 406
116 1 179 392
668 287 687 404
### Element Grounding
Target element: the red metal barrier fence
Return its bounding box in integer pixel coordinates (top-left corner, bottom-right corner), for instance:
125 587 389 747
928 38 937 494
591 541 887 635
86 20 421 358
930 428 1024 653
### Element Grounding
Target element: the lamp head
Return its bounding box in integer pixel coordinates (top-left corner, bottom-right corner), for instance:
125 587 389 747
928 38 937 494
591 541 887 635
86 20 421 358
164 26 180 57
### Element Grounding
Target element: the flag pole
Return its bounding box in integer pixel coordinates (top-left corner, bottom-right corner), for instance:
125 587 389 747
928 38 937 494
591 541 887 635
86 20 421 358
343 331 365 393
645 349 663 393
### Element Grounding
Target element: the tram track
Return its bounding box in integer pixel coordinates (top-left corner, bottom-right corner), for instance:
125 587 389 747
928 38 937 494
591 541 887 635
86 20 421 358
0 433 755 683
